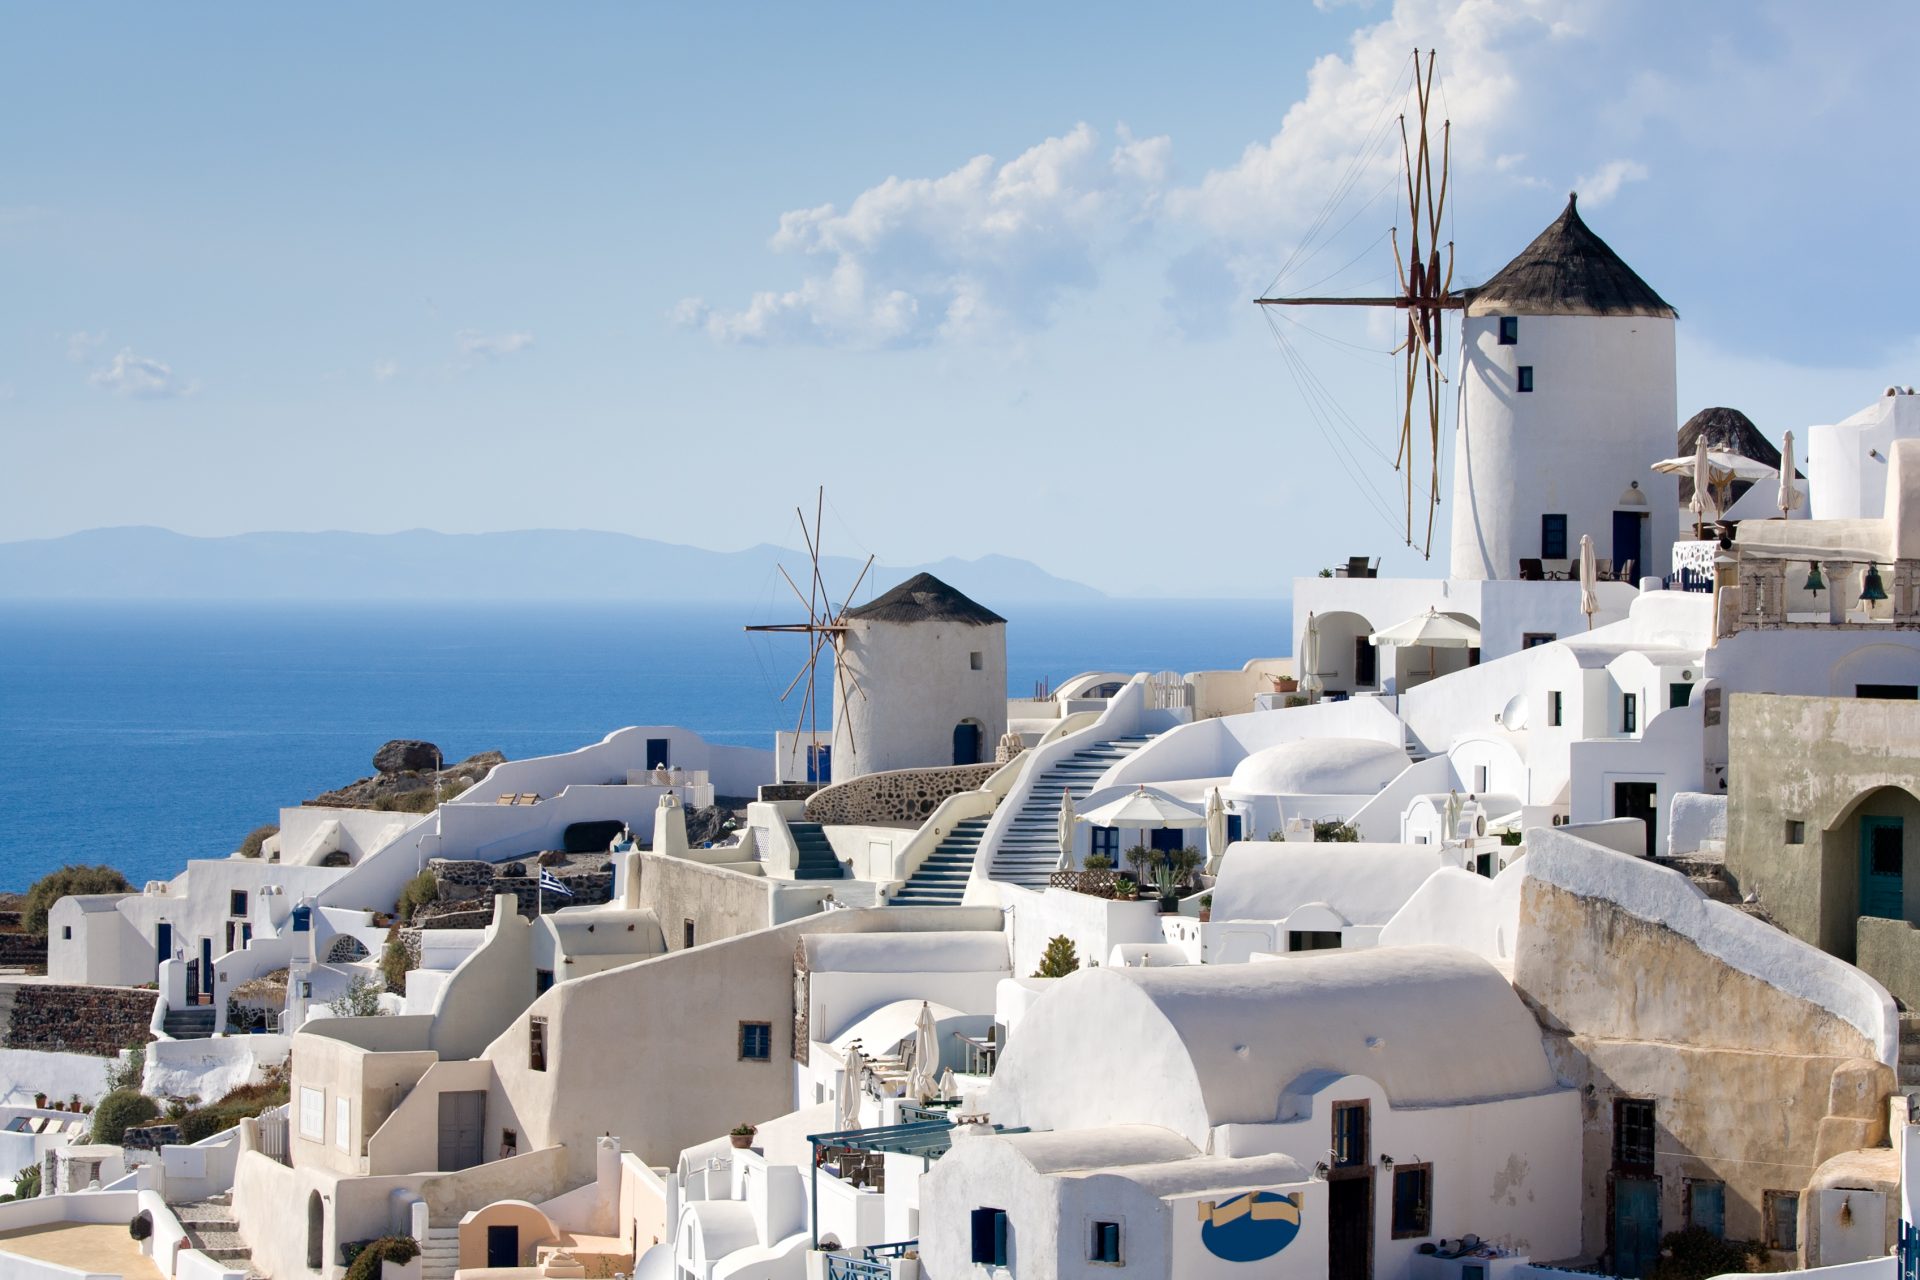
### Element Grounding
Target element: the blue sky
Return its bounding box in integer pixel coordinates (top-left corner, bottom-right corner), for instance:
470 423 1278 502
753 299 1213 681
6 1 1920 596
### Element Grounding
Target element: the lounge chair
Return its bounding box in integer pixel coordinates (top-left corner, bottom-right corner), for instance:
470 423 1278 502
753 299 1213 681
1519 559 1544 581
1617 558 1636 583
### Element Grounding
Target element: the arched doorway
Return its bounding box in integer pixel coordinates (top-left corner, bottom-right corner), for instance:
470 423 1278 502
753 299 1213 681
307 1190 324 1270
952 720 983 765
1825 784 1920 960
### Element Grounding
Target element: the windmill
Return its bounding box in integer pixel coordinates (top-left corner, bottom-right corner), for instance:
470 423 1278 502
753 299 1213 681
744 488 875 783
1257 49 1461 560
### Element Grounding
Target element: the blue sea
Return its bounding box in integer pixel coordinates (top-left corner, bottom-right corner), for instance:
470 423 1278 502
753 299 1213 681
0 600 1287 889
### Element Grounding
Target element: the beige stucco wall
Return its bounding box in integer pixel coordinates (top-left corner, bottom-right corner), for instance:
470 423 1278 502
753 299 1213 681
1515 872 1892 1264
482 905 1001 1179
632 852 835 951
289 1031 439 1177
456 1200 559 1269
364 1058 496 1176
429 897 536 1061
1725 693 1920 960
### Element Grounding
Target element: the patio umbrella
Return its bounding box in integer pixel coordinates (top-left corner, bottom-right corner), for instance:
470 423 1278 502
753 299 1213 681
1778 430 1805 519
1579 534 1599 629
1204 787 1229 875
1076 786 1207 830
1056 789 1076 872
1300 612 1321 703
936 1067 956 1101
1368 607 1479 649
837 1045 864 1132
1444 789 1462 844
907 1002 940 1104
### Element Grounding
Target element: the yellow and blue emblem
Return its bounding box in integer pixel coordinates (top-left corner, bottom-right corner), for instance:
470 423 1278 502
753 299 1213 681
1197 1190 1302 1262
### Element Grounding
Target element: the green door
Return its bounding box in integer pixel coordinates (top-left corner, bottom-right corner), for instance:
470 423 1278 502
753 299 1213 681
1861 816 1906 920
1613 1177 1660 1278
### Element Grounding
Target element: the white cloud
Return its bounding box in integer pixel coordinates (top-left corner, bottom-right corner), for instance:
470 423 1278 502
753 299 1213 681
67 331 105 363
1574 158 1648 206
681 122 1170 347
373 359 400 382
88 347 194 399
456 330 535 359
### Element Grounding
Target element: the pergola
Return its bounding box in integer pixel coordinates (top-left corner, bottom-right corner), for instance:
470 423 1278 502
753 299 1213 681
805 1118 1030 1248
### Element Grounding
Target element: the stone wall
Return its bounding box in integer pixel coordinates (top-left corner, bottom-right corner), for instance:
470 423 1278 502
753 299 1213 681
423 856 613 921
0 934 48 968
759 783 817 803
1 983 155 1056
804 763 998 825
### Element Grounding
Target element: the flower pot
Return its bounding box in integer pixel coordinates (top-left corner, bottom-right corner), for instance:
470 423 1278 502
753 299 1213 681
1198 910 1211 922
729 1133 754 1149
1271 677 1298 693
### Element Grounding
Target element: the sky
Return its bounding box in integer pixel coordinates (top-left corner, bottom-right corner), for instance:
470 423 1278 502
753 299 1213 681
6 0 1920 597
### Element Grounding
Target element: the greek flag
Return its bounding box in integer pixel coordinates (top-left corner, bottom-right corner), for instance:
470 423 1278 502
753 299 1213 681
538 869 574 898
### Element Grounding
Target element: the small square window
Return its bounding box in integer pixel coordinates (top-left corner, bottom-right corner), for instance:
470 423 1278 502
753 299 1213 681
1289 930 1341 952
1688 1179 1725 1238
1498 316 1519 345
683 919 696 949
535 968 554 993
1623 693 1638 734
1548 691 1564 727
1669 682 1693 709
229 890 249 918
1541 514 1568 560
971 1208 1008 1266
1765 1190 1800 1251
969 651 983 671
739 1021 772 1061
1392 1164 1433 1238
500 1128 518 1158
1091 1221 1121 1263
1785 820 1806 845
1517 365 1535 393
60 926 71 941
528 1016 547 1072
1523 631 1556 649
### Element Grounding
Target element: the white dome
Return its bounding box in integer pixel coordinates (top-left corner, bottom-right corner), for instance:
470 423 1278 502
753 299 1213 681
1229 737 1411 796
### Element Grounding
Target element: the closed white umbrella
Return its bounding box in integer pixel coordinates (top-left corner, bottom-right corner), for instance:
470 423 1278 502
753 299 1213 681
837 1045 865 1132
1444 790 1463 844
1056 789 1076 872
1076 786 1207 830
1579 534 1599 629
907 1001 940 1104
1300 612 1321 703
1203 787 1229 875
936 1067 956 1100
1778 430 1804 519
1690 435 1712 536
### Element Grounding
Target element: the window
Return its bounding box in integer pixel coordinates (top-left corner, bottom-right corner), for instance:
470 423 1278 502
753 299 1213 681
1614 1098 1655 1171
1623 693 1638 734
500 1129 518 1158
1332 1101 1368 1168
1090 826 1119 862
1392 1164 1433 1238
1523 632 1557 649
1688 1179 1725 1238
1289 930 1341 952
535 969 554 994
1354 636 1377 687
1474 765 1489 792
230 890 249 918
528 1016 547 1072
1498 316 1519 345
739 1021 772 1061
1669 682 1693 709
971 1208 1009 1266
1785 820 1806 845
1091 1221 1122 1263
1548 691 1564 727
969 651 983 671
1765 1190 1799 1251
1858 684 1920 700
1517 365 1535 393
683 919 696 949
1541 514 1568 560
60 926 71 941
299 1087 324 1140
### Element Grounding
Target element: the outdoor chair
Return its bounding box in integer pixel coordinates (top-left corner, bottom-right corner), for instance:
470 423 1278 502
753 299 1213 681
1617 558 1636 583
1519 559 1544 581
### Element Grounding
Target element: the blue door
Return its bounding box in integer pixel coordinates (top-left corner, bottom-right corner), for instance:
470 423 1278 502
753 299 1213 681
200 938 213 995
952 722 981 765
1613 1177 1660 1278
155 921 173 966
1862 816 1906 919
806 744 831 784
1613 510 1645 580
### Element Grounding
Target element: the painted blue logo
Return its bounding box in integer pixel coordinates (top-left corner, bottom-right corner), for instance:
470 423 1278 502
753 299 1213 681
1198 1190 1303 1262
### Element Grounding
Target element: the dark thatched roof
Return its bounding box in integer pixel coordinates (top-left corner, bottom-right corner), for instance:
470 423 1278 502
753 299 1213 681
844 572 1005 626
1677 406 1793 506
1465 194 1676 319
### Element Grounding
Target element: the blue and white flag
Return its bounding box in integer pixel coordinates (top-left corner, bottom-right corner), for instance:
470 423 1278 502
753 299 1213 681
538 869 574 898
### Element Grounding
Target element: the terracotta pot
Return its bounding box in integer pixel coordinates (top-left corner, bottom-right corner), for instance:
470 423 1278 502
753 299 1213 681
729 1133 754 1149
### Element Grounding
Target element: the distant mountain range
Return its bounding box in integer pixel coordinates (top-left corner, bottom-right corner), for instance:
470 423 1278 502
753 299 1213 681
0 527 1104 605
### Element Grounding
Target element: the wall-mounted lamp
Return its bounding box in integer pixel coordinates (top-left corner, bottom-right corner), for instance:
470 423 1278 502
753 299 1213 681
1380 1154 1395 1170
1312 1161 1330 1181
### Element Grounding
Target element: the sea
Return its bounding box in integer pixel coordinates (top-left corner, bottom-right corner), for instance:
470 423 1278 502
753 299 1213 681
0 600 1288 889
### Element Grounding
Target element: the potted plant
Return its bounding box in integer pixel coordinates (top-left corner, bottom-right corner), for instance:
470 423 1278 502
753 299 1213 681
1152 847 1202 912
1124 844 1154 886
1270 675 1298 694
1082 851 1113 872
1113 875 1138 901
1199 893 1213 923
32 1093 45 1110
729 1123 757 1150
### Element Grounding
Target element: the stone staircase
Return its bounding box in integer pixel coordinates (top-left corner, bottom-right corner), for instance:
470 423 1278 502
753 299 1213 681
419 1225 461 1280
1656 854 1776 924
162 1004 218 1040
987 735 1159 889
787 822 845 880
891 816 991 906
174 1195 260 1277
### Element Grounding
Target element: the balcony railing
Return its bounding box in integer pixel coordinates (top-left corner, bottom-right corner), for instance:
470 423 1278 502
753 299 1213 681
824 1254 891 1280
1722 556 1920 636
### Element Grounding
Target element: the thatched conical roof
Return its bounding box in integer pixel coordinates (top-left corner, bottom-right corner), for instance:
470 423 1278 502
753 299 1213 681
1466 194 1675 319
844 572 1005 626
1677 406 1790 506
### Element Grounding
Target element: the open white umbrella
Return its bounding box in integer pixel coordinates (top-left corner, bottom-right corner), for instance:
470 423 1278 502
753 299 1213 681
1203 787 1229 875
1778 430 1805 519
837 1045 865 1132
1056 789 1076 873
1369 607 1480 649
1076 785 1207 830
907 1001 940 1104
1300 612 1321 703
1579 534 1599 629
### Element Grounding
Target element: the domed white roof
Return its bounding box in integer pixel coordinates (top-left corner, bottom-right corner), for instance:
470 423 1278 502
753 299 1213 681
1228 738 1410 796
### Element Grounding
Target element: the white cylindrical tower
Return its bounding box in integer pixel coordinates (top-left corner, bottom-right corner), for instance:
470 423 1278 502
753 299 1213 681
1450 195 1679 582
830 573 1008 781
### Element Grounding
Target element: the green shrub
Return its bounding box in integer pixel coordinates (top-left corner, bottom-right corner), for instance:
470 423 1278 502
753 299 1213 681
105 1043 145 1094
380 929 409 995
1647 1227 1763 1280
396 871 438 923
0 1164 41 1202
328 976 386 1017
90 1090 159 1145
343 1235 419 1280
238 824 278 859
1312 819 1360 843
24 865 132 935
176 1075 291 1144
1033 935 1079 978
